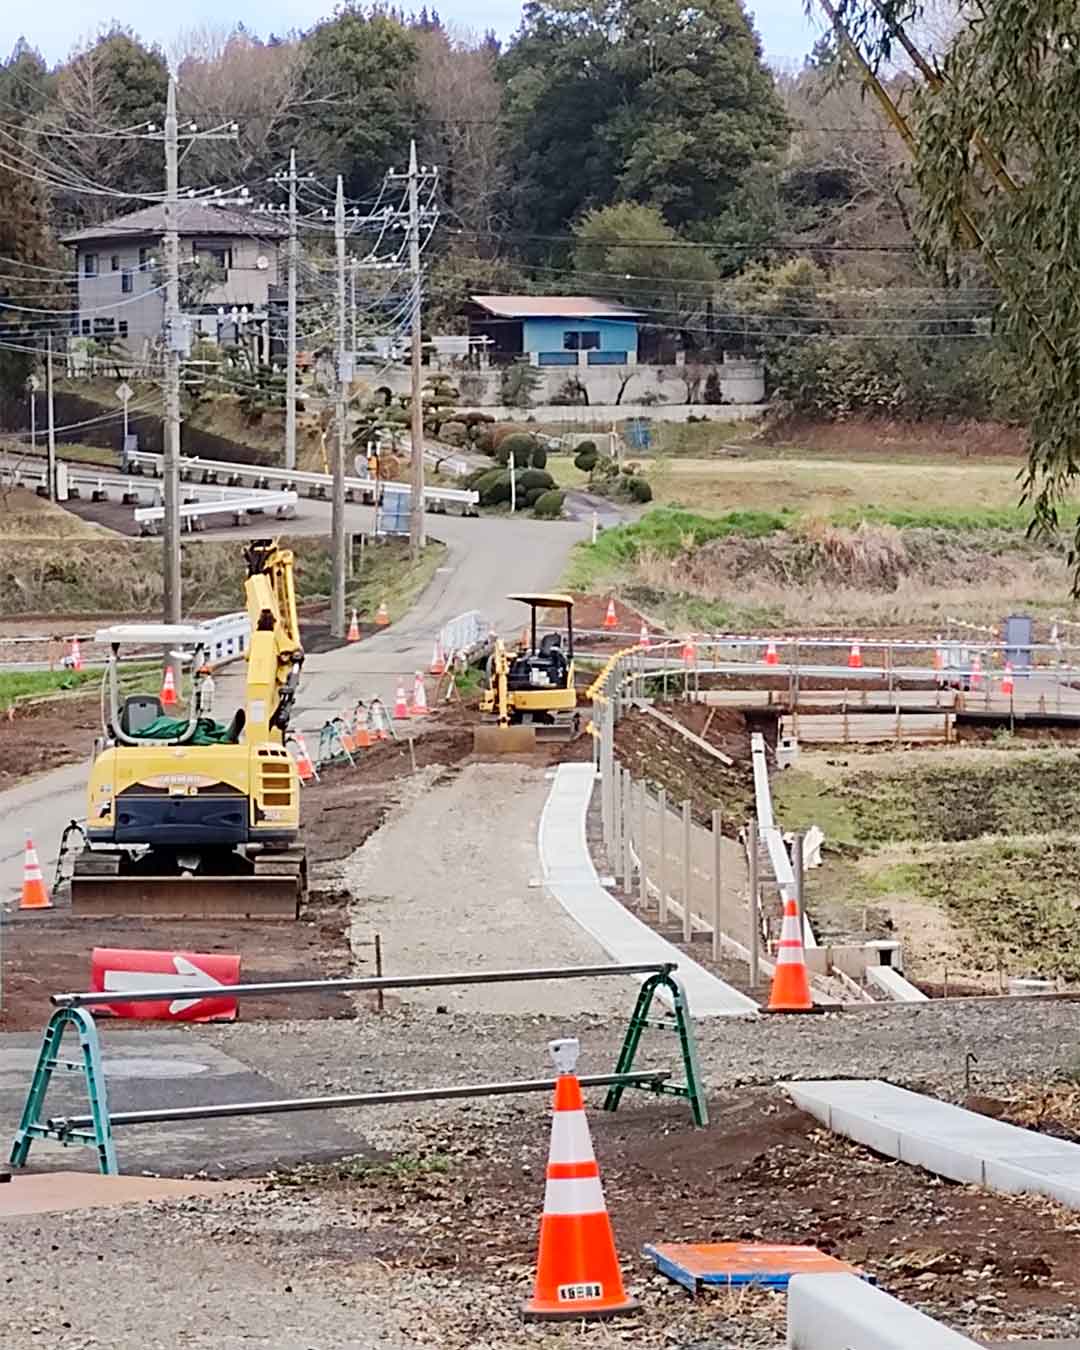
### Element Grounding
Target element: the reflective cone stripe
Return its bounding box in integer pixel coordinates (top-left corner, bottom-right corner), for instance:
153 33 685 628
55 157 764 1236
160 666 177 707
375 600 390 626
290 734 317 783
70 636 83 671
430 638 446 675
848 642 862 669
339 719 357 754
766 896 813 1012
347 609 360 642
392 686 409 719
369 700 390 740
765 641 779 667
638 621 650 649
20 832 53 910
410 673 429 716
1002 662 1015 695
352 706 373 749
603 598 617 629
524 1069 639 1322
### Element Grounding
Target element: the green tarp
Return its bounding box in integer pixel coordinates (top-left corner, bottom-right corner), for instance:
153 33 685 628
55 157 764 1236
128 716 234 746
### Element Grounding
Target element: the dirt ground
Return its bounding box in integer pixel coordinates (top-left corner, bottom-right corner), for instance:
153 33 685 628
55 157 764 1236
0 691 100 783
765 413 1026 459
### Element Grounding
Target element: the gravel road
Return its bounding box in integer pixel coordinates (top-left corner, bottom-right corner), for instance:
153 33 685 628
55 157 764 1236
342 761 636 1017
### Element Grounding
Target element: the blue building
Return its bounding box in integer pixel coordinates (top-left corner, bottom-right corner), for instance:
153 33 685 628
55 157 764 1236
466 295 642 367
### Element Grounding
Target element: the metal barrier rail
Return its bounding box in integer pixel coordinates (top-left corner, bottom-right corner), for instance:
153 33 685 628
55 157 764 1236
0 460 298 509
13 960 708 1174
133 490 298 533
123 448 479 513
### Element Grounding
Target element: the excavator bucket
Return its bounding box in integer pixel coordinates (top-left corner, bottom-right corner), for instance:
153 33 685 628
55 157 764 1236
472 722 537 756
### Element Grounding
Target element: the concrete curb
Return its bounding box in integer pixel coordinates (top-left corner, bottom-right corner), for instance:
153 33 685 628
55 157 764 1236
787 1272 981 1349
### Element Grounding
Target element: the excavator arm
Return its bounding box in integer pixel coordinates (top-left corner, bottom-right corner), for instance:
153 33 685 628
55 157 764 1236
243 539 304 742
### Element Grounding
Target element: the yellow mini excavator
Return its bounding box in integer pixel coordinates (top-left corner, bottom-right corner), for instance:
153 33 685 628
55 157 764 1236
71 540 306 918
475 593 580 754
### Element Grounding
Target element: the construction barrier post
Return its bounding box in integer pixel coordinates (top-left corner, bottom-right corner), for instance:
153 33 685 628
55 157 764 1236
793 830 805 936
712 808 722 964
681 799 692 944
621 768 633 889
658 788 668 926
603 969 708 1128
637 780 648 911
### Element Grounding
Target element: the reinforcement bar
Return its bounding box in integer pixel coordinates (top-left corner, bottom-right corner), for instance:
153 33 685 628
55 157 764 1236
50 962 676 1009
49 1071 672 1132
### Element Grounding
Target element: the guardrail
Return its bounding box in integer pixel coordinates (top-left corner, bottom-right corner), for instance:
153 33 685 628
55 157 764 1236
10 961 707 1174
133 490 298 534
123 448 479 515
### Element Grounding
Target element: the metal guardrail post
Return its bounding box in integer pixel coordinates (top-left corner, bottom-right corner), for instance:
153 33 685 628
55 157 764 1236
681 799 692 943
621 768 633 887
748 817 760 989
658 788 668 925
711 808 722 963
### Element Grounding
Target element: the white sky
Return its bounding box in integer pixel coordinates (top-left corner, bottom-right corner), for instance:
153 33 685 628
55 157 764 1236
2 0 823 70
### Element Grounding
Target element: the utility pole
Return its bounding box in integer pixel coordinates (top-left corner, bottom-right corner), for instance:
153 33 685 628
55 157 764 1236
284 148 298 472
331 174 348 640
27 375 38 451
407 140 425 560
46 335 56 502
350 256 357 355
162 76 182 636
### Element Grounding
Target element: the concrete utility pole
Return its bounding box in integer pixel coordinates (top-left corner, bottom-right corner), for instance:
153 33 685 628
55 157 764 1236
331 174 348 640
162 76 182 635
284 148 298 472
407 140 425 560
27 374 38 451
45 342 55 501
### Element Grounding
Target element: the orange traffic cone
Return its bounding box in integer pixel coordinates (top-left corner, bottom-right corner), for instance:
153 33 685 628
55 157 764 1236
681 636 696 666
523 1038 640 1322
392 684 410 719
766 896 815 1013
970 653 983 690
347 608 360 642
69 636 83 671
160 665 178 708
289 733 318 783
410 672 429 717
603 598 618 629
1001 662 1014 695
765 641 779 667
848 641 862 670
430 637 446 675
638 621 650 649
19 832 53 910
375 600 390 627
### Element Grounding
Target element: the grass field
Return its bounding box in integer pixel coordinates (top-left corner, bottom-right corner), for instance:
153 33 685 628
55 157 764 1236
0 660 159 712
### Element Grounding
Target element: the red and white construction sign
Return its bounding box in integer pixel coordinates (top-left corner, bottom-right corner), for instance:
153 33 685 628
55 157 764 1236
90 947 241 1022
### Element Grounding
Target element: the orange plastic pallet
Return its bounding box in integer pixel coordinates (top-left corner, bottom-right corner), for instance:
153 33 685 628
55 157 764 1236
643 1241 869 1292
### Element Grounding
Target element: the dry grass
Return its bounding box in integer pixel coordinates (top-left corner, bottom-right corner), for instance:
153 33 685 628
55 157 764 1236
0 488 111 541
647 454 1026 515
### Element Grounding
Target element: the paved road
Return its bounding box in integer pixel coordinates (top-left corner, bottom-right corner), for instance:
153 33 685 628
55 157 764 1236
0 501 590 903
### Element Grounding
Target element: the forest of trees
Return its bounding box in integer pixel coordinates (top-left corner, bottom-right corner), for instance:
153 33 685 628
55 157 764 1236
0 1 1021 424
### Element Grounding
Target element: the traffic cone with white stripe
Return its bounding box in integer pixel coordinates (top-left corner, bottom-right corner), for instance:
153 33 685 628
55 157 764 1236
603 597 618 629
848 641 862 670
1001 662 1015 696
392 684 410 719
69 636 83 671
289 733 318 784
19 832 53 910
352 702 373 749
347 608 360 642
410 671 429 717
523 1038 639 1322
765 641 779 667
160 665 178 708
638 620 650 649
375 600 390 627
766 896 814 1013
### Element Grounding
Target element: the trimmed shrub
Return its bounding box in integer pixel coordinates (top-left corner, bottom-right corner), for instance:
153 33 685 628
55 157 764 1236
531 445 548 470
440 420 467 446
574 443 599 471
475 469 508 504
463 411 495 428
625 476 653 503
475 426 498 455
517 468 555 493
501 431 538 458
525 485 549 506
491 423 526 449
592 455 619 478
533 489 565 519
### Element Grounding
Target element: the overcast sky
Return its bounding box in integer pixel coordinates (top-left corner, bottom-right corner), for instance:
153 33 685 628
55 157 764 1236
2 1 823 70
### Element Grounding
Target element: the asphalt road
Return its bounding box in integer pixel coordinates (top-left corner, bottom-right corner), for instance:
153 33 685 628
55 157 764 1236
0 501 591 904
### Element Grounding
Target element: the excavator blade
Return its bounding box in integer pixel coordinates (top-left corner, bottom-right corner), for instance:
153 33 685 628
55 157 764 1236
472 723 537 756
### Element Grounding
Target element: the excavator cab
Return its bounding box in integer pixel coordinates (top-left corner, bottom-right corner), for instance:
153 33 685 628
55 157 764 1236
475 594 580 754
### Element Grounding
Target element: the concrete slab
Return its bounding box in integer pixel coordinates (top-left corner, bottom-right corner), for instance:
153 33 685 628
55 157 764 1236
783 1079 1080 1212
788 1272 981 1349
537 763 759 1019
0 1170 251 1218
1 1029 371 1178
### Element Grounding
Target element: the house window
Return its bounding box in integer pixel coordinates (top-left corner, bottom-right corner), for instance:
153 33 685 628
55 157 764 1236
84 253 98 278
110 255 120 272
121 270 133 294
563 330 600 351
118 321 128 339
195 244 232 270
93 317 116 336
81 319 91 335
138 247 149 270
